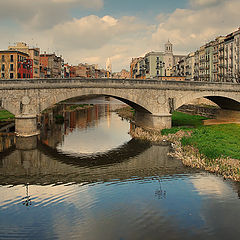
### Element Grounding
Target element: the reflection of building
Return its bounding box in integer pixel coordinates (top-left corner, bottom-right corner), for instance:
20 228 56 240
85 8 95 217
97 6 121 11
0 134 16 152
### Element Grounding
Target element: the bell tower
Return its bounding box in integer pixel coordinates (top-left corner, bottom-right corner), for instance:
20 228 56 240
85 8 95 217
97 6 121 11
165 40 173 54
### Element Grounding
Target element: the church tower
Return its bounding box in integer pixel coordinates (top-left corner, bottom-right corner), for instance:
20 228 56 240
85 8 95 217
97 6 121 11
106 58 112 73
165 40 173 54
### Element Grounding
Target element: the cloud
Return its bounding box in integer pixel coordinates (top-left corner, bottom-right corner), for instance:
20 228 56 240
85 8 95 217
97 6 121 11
0 0 104 30
152 0 240 54
189 0 227 8
0 0 239 72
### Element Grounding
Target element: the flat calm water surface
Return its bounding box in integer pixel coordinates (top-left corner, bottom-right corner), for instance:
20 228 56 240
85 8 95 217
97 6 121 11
0 97 240 240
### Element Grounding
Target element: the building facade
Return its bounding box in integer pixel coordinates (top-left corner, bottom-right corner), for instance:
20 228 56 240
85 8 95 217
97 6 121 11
40 53 64 78
8 42 40 78
174 27 240 82
130 41 186 79
0 50 32 79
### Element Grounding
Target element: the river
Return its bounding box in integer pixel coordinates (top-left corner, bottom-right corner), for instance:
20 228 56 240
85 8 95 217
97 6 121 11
0 97 240 240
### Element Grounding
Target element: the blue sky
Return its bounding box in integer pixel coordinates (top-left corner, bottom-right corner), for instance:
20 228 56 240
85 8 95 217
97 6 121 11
0 0 239 71
71 0 188 21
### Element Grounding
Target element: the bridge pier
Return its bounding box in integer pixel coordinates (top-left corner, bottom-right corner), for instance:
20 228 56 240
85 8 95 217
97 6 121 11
15 115 39 137
135 111 172 131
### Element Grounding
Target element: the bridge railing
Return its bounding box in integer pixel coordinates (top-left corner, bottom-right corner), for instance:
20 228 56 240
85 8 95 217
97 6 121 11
0 77 239 89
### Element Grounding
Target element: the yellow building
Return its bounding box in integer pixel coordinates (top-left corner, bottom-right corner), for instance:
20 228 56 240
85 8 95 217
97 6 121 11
0 50 29 79
8 42 40 78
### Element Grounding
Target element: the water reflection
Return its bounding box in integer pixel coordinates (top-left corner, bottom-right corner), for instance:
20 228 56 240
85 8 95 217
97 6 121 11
40 98 131 155
0 98 240 240
0 136 191 186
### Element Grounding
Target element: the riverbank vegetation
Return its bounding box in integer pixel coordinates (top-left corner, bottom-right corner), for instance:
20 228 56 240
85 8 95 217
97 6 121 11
0 110 14 121
115 106 240 181
66 104 94 111
114 106 135 121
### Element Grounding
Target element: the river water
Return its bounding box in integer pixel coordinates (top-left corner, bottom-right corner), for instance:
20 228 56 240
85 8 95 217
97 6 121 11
0 97 240 240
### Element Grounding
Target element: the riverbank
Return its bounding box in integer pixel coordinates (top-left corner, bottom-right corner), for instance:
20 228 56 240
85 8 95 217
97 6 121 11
65 104 94 112
115 106 240 182
0 109 14 121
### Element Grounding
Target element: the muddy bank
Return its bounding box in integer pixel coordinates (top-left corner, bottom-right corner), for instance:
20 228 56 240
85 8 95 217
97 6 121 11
130 127 240 182
114 106 135 121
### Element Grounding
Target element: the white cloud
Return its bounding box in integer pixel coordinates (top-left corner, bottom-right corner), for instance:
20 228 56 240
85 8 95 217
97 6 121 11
189 0 227 8
0 0 104 30
0 0 239 72
152 0 240 54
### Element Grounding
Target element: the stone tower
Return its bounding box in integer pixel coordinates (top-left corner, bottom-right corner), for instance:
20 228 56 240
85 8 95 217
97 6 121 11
106 57 112 73
165 40 173 54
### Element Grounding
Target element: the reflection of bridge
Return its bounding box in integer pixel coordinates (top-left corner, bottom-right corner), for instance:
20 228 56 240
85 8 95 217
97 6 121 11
0 136 195 185
1 78 240 136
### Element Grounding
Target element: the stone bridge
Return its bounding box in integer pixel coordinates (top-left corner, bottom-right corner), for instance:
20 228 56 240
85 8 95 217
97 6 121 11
1 78 240 136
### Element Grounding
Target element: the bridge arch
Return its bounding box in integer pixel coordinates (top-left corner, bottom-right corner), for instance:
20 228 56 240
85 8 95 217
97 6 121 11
39 89 151 114
176 91 240 111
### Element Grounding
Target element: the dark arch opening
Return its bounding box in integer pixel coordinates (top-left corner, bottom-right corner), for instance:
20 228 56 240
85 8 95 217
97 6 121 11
206 96 240 111
42 94 151 115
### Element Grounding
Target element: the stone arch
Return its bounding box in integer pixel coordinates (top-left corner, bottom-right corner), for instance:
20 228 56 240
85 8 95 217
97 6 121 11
1 101 17 116
176 91 240 111
39 88 152 114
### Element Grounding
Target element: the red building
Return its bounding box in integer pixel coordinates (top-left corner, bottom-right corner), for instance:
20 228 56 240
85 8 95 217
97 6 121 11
17 59 33 78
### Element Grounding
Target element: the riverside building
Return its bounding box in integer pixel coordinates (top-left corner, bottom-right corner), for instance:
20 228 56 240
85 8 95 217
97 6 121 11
8 42 40 78
0 50 32 79
130 40 186 79
173 27 240 82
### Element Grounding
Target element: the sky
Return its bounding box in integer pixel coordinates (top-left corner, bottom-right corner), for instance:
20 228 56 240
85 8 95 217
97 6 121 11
0 0 239 72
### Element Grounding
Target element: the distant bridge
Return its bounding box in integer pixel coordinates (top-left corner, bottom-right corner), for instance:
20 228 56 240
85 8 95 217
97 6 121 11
1 78 240 136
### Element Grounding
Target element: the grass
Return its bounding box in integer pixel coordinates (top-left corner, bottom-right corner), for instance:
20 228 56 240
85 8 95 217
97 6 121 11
181 124 240 160
172 111 208 127
161 111 207 135
161 111 240 160
0 109 15 120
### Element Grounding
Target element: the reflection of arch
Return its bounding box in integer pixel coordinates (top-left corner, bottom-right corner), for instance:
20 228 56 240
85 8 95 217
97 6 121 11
176 92 240 110
38 138 151 168
40 91 151 114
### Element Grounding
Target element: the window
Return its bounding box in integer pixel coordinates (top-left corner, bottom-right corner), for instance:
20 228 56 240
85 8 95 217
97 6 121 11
1 73 5 78
10 73 14 79
23 73 26 78
18 73 21 78
35 69 38 74
34 50 39 56
2 55 5 62
1 64 5 71
10 55 14 62
10 64 14 71
157 70 159 76
34 60 39 65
